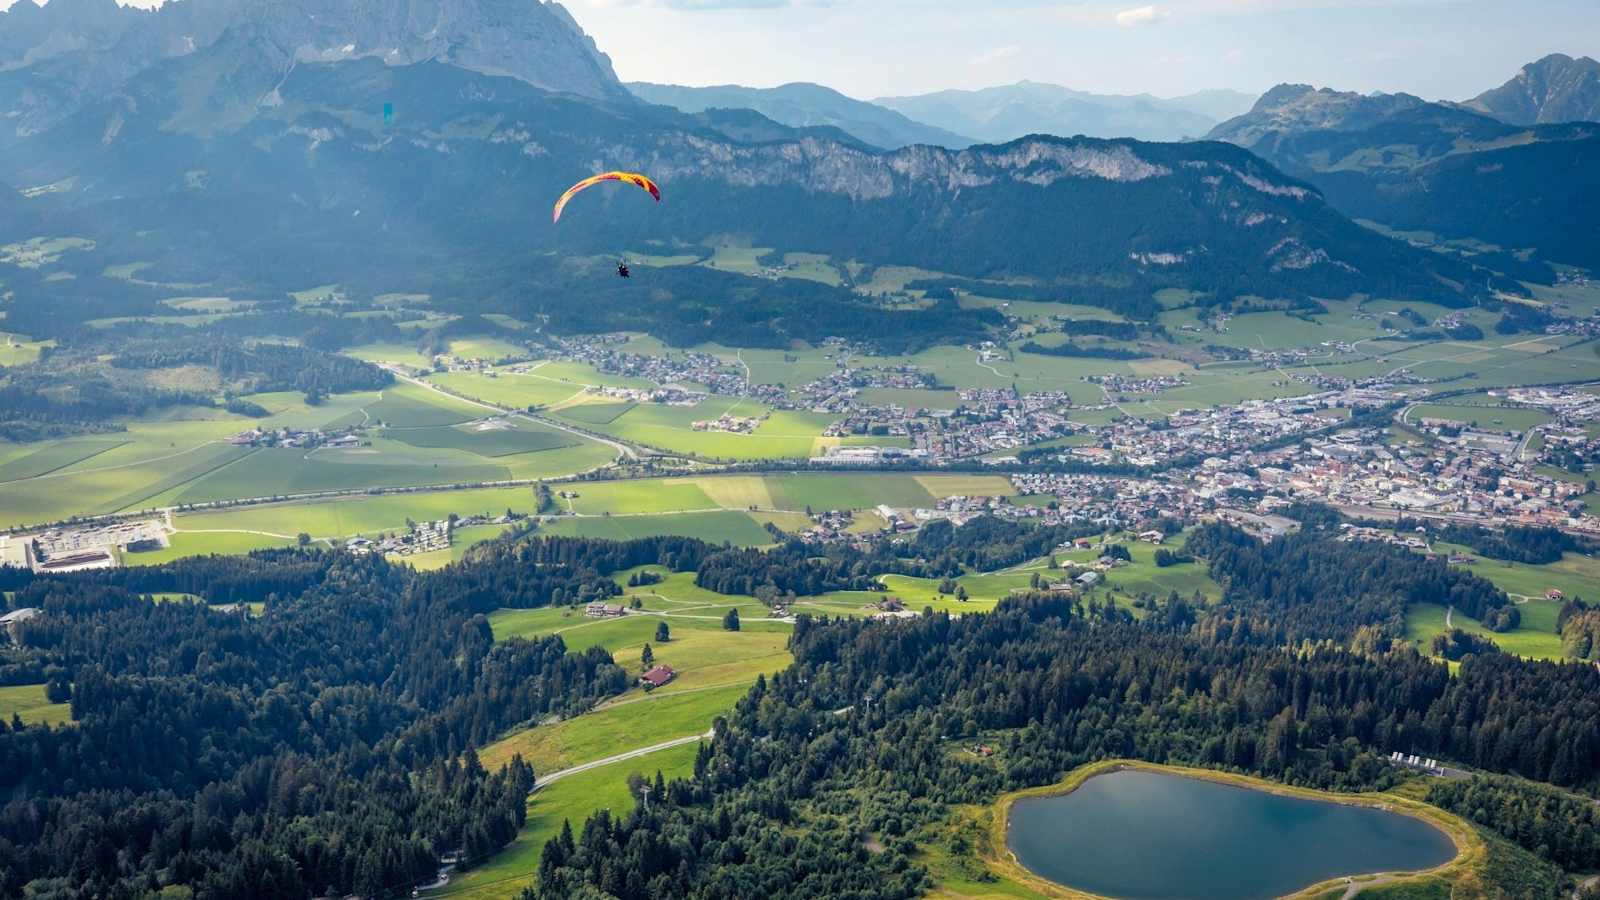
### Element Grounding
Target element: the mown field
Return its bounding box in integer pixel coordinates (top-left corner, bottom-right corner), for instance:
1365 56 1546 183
1404 600 1566 662
0 684 71 727
451 562 797 898
0 384 615 529
429 743 699 900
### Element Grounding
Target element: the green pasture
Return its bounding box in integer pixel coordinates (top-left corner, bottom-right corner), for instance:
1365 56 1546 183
427 370 585 410
1442 548 1600 604
1408 403 1553 432
342 342 434 369
447 337 531 362
430 743 698 900
0 684 72 727
172 488 538 540
530 360 657 391
0 332 51 366
778 252 842 285
0 438 128 482
385 421 577 457
536 510 775 545
700 245 772 275
365 383 483 426
855 388 965 410
1404 601 1565 661
553 398 830 460
551 401 634 425
125 531 296 565
558 479 718 515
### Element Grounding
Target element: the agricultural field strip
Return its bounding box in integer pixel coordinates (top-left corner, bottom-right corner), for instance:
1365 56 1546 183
389 368 639 461
0 439 225 485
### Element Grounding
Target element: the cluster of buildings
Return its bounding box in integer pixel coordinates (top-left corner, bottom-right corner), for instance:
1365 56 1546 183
692 414 762 434
229 426 363 450
548 336 750 396
589 385 705 407
3 518 169 573
345 519 452 557
787 365 936 414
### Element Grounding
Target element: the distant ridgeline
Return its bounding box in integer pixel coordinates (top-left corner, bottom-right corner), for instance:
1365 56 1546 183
0 514 1597 896
0 35 1528 346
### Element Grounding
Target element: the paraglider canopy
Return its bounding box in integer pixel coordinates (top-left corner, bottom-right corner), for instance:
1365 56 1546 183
552 171 661 224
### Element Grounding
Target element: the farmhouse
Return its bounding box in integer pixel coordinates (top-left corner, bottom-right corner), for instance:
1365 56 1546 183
585 602 627 618
639 665 676 688
0 607 40 641
1076 571 1101 587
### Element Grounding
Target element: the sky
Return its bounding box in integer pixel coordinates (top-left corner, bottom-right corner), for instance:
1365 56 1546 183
563 0 1600 101
18 0 1600 102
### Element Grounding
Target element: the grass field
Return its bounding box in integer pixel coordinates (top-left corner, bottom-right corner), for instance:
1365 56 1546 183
536 511 776 545
1404 601 1566 661
126 531 296 565
553 399 833 461
429 743 699 899
385 421 577 457
1408 404 1552 432
0 332 51 366
1440 547 1600 604
365 383 484 426
0 684 71 726
427 370 587 410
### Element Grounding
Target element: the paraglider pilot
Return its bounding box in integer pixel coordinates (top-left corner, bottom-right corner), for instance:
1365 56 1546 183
617 260 631 279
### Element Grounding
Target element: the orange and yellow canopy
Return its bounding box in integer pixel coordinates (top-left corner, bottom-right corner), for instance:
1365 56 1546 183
552 171 661 224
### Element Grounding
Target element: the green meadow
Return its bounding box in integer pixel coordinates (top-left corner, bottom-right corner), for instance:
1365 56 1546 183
1405 600 1566 662
429 744 698 900
0 684 72 727
0 384 618 529
536 510 776 545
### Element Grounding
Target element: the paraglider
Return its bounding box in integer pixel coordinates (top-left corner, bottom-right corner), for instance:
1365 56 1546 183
616 260 631 279
552 171 660 224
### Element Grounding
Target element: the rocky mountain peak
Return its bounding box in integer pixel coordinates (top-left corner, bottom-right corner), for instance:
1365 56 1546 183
1463 53 1600 125
1 0 626 100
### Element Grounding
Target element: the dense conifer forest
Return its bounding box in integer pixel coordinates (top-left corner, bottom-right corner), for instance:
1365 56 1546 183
2 517 1597 897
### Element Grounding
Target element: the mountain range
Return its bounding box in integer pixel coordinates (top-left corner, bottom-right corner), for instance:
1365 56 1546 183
0 0 1534 344
1206 79 1600 270
0 0 626 142
874 82 1258 144
627 82 976 150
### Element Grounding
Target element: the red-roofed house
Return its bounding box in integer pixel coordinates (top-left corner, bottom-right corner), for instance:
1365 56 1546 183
640 665 676 689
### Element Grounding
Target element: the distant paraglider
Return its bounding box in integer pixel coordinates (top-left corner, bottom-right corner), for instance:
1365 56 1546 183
616 260 631 279
552 171 661 224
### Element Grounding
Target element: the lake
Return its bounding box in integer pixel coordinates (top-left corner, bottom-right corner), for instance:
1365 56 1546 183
1006 769 1457 899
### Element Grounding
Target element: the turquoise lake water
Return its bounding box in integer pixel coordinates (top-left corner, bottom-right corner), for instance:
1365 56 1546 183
1006 769 1457 899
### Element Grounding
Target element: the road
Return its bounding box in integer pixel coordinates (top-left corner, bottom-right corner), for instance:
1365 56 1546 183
532 729 714 792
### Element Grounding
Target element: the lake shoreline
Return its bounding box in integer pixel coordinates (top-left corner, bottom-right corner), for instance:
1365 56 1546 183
983 759 1483 900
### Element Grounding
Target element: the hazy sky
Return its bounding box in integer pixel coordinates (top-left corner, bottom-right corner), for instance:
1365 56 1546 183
19 0 1600 101
565 0 1598 100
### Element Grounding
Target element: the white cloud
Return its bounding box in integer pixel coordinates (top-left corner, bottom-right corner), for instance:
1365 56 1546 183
971 44 1022 66
1115 5 1169 26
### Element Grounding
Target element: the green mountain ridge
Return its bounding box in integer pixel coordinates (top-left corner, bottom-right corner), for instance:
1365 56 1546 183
627 81 977 149
1207 81 1600 270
